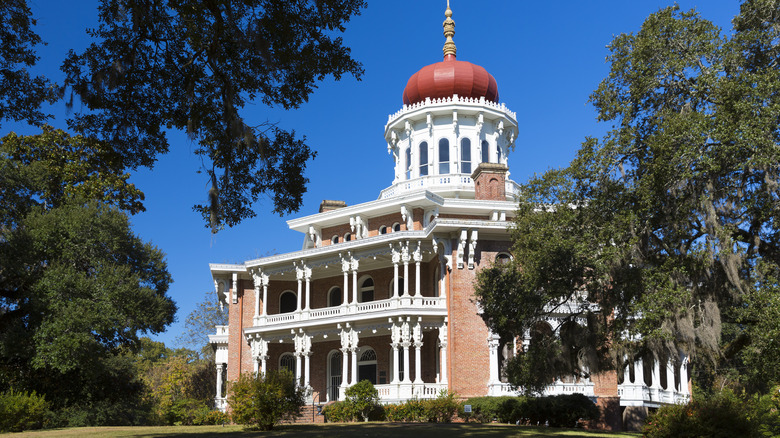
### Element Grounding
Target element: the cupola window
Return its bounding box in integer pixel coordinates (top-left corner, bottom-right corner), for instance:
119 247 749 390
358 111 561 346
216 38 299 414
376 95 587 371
461 138 472 174
332 235 340 244
497 144 502 163
439 138 450 174
481 140 490 163
379 225 388 235
419 141 428 176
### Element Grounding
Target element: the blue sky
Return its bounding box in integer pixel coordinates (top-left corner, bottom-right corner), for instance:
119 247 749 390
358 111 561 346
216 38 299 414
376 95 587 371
12 1 740 347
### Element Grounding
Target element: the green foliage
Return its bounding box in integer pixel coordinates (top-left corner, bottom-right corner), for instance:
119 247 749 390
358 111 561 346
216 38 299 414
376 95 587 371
0 1 58 128
459 397 506 423
344 380 380 422
228 370 305 430
643 391 757 438
175 290 229 359
59 0 367 231
422 390 461 423
322 401 355 423
192 407 230 426
475 2 780 395
0 389 49 432
459 395 598 427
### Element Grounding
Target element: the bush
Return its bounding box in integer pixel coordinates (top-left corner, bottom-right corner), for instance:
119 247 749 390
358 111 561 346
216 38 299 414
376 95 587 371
643 390 756 438
423 390 461 423
228 369 306 430
322 401 355 422
344 380 380 422
459 396 507 423
192 407 230 425
0 389 49 432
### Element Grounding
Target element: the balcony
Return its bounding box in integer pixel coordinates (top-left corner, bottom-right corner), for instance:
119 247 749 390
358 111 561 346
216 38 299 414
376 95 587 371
251 296 447 333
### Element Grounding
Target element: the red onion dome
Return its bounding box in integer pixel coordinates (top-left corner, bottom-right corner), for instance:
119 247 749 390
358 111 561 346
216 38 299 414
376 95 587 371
402 55 499 106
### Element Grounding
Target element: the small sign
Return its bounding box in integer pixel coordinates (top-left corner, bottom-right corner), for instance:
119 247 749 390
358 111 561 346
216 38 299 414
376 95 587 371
464 405 472 413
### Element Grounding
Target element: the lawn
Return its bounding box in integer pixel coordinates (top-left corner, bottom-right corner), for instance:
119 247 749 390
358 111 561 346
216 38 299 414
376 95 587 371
8 423 641 438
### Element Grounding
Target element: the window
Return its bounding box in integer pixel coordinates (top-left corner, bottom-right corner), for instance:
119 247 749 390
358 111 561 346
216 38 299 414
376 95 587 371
392 222 401 232
461 138 472 174
405 147 412 179
280 353 296 374
279 291 296 313
332 235 340 244
358 348 377 384
328 287 342 307
496 143 502 162
379 225 388 235
360 278 374 302
344 233 352 242
438 138 450 174
481 140 490 163
495 253 512 265
419 141 428 176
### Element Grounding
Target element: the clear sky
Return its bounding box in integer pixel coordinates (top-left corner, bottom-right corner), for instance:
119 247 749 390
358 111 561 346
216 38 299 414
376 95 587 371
12 0 740 347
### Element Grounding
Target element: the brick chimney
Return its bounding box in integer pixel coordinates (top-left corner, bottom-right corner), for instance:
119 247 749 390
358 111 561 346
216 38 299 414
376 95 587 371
471 163 509 201
319 200 347 213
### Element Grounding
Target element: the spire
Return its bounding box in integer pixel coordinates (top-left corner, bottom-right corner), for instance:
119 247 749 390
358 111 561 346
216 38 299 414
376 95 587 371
442 0 456 59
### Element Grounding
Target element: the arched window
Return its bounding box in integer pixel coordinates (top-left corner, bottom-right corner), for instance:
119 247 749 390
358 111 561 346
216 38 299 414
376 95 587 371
461 138 472 174
438 138 450 174
496 143 502 163
332 235 340 244
360 277 374 302
358 348 377 384
419 141 428 176
328 287 342 307
279 291 296 313
405 147 412 180
379 225 388 235
345 233 352 242
392 222 401 232
280 353 296 374
481 140 490 163
495 253 512 265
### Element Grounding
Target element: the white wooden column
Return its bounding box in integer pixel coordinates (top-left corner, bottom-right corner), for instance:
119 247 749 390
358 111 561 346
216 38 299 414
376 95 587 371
350 330 359 385
261 274 269 317
623 356 631 384
413 318 423 384
351 258 359 305
488 332 500 385
636 357 644 385
413 241 422 299
341 257 350 306
340 328 350 390
304 265 311 311
666 358 675 391
391 320 401 384
215 363 224 399
402 318 411 384
392 245 400 299
296 266 303 312
402 241 410 297
651 356 662 389
680 354 689 394
438 319 448 384
253 280 260 319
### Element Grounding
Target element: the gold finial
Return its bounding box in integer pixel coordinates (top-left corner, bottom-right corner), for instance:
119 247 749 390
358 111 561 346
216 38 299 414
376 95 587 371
443 0 456 58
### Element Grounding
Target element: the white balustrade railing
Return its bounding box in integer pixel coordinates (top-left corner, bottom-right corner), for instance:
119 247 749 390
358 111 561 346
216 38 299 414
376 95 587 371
214 325 229 336
255 296 446 328
374 383 447 402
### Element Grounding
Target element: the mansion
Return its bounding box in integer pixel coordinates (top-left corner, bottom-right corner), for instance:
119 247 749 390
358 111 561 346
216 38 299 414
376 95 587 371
208 3 690 431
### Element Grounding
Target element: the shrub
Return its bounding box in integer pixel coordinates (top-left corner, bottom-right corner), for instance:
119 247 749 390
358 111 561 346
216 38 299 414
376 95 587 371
643 390 756 438
459 396 506 423
423 390 461 423
192 407 230 425
0 389 49 432
344 380 380 422
322 401 355 422
228 369 306 430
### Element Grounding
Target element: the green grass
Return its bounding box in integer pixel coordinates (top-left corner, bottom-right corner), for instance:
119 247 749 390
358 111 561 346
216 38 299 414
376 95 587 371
7 423 641 438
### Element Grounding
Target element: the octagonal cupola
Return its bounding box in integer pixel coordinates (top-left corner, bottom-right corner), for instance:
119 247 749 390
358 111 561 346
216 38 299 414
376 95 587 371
382 1 519 201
